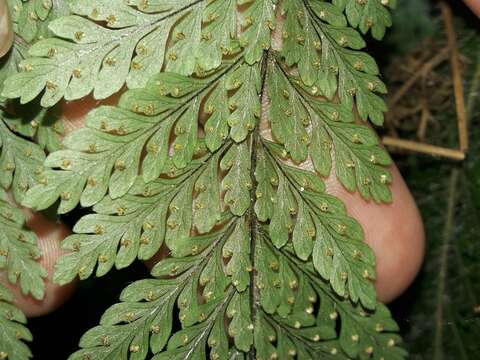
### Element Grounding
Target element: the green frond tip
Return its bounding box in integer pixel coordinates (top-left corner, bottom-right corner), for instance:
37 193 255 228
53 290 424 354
2 0 406 359
10 0 53 43
0 188 47 300
332 0 396 40
0 284 33 360
0 87 48 293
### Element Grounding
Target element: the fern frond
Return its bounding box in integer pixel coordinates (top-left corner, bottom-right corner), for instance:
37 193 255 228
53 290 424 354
0 189 46 300
2 0 243 105
333 0 396 40
0 118 45 205
0 283 33 360
1 0 405 359
1 40 64 153
10 0 53 42
281 0 388 125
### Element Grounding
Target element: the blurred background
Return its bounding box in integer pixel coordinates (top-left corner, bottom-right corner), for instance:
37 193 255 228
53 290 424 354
379 1 480 358
27 0 480 358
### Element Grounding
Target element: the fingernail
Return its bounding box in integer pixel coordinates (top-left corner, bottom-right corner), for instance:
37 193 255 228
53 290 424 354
0 0 14 57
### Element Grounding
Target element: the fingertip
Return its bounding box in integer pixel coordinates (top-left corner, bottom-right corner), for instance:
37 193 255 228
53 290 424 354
61 93 122 135
61 97 102 134
326 164 425 303
144 245 170 270
11 275 77 318
464 0 480 17
9 212 76 317
372 166 425 302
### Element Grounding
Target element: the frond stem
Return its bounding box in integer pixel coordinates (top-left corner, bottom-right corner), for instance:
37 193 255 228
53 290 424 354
248 50 270 360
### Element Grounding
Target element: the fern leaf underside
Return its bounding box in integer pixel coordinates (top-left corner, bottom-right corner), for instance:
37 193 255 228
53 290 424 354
0 0 406 359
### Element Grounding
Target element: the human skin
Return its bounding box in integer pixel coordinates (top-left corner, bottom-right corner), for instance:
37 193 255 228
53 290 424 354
0 0 14 57
464 0 480 16
3 0 478 317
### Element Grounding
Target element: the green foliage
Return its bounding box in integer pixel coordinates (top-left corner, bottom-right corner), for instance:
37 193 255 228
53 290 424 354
0 2 66 358
0 284 33 360
7 0 69 44
0 0 406 359
333 0 396 40
8 0 53 43
281 0 388 125
0 189 47 300
2 0 243 106
0 49 49 301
